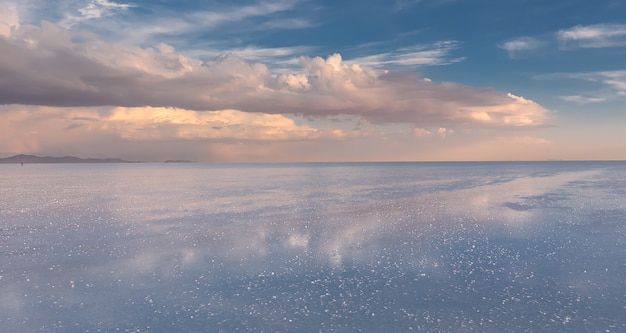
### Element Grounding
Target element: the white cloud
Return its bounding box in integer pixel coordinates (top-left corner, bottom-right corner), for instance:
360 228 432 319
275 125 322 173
558 23 626 48
559 95 606 104
596 71 626 91
539 70 626 98
500 36 544 58
346 41 465 68
128 0 300 42
503 23 626 59
60 0 135 28
184 0 298 29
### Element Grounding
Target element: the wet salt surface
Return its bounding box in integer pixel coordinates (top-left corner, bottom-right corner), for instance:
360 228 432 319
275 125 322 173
0 161 624 332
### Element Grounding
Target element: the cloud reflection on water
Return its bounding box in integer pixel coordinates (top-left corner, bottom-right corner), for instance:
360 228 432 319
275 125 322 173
1 162 624 332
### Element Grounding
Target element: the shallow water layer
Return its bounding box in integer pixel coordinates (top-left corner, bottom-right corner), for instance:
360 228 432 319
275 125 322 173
1 161 625 332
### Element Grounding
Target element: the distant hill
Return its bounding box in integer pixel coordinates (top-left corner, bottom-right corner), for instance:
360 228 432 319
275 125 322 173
0 154 139 164
164 160 196 163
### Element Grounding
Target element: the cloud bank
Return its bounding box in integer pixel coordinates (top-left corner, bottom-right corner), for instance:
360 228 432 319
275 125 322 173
0 14 548 128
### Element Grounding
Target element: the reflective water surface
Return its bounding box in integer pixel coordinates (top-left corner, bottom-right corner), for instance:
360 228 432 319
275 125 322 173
1 162 625 332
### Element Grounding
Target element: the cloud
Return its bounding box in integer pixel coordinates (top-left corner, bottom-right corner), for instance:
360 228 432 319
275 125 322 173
594 70 626 92
183 0 299 30
258 18 316 30
0 15 548 130
188 45 314 69
392 0 422 12
500 37 544 58
0 2 20 37
116 0 301 44
413 128 432 137
0 104 354 161
502 23 626 58
412 126 454 138
557 23 626 49
559 95 606 104
0 105 346 142
106 107 347 141
458 93 547 126
538 70 626 98
346 41 465 68
60 0 135 28
437 127 453 138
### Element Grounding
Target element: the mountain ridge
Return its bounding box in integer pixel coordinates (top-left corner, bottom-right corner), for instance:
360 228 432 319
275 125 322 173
0 154 139 164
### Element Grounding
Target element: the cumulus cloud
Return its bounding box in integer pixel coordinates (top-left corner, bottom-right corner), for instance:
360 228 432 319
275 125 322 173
0 14 548 130
458 93 547 126
558 23 626 49
413 128 432 138
437 127 453 138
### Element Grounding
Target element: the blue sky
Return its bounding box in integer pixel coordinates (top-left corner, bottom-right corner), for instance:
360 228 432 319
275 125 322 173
1 0 625 161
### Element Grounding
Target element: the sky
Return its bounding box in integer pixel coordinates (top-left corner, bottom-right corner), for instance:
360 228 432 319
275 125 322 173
0 0 625 162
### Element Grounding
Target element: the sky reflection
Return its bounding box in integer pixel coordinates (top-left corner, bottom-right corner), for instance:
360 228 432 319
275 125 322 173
1 162 624 332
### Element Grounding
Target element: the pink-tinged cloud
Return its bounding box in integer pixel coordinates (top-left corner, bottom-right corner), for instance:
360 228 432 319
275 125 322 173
0 105 358 162
0 16 548 127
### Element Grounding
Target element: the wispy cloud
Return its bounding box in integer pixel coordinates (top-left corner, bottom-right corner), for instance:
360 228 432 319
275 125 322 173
52 0 307 48
558 23 626 49
499 37 544 58
186 0 299 29
347 41 465 68
392 0 422 12
258 18 316 29
502 23 626 57
183 45 315 71
556 71 626 93
537 70 626 102
60 0 135 28
558 95 606 104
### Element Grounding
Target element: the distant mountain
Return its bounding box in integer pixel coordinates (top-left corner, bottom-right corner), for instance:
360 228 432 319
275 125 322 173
0 154 139 164
164 159 196 163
